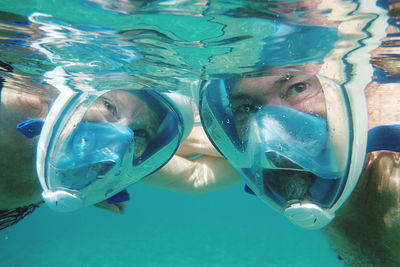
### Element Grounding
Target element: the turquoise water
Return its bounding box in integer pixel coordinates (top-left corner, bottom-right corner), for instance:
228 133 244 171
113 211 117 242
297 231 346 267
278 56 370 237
0 0 394 266
1 184 344 267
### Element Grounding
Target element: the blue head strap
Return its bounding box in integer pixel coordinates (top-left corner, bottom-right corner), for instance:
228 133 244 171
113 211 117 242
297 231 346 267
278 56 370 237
16 120 44 138
367 125 400 153
107 189 130 204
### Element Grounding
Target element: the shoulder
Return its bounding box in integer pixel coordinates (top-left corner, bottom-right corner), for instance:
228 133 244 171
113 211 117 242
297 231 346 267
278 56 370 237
323 151 400 266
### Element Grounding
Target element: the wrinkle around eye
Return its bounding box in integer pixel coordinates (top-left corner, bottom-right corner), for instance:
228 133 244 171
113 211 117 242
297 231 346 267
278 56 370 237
103 99 119 119
235 104 260 113
288 82 308 95
231 94 263 113
285 81 322 106
91 97 119 122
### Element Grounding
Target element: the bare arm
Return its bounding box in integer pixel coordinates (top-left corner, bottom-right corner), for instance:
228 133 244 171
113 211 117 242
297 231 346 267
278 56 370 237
141 126 242 194
141 154 242 195
175 126 222 158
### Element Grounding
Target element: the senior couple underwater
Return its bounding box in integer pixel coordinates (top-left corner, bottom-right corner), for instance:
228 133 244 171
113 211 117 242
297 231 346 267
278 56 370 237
1 3 400 267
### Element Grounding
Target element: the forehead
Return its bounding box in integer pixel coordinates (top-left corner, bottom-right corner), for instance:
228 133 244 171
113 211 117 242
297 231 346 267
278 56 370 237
102 90 147 107
231 66 297 95
231 64 322 96
106 90 140 101
232 75 284 96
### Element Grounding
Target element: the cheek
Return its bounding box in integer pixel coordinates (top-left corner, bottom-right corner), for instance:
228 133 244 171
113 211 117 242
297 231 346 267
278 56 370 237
126 104 150 121
233 113 252 140
84 108 108 122
83 109 97 121
141 108 160 133
134 137 148 157
126 108 159 132
292 91 327 117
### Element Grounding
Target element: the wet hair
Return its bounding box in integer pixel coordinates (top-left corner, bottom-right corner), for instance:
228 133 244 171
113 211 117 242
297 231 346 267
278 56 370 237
0 61 13 103
0 61 13 73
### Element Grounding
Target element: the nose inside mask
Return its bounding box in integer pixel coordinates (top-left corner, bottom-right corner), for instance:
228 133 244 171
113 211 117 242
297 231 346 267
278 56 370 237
52 122 134 190
264 152 303 170
254 105 342 179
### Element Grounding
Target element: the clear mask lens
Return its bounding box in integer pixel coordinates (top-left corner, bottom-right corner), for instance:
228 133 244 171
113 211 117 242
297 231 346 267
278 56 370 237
42 89 184 210
199 71 352 213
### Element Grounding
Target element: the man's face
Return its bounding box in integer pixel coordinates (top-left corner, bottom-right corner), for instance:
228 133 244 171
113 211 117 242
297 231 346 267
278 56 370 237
84 90 160 157
230 67 326 140
228 66 327 201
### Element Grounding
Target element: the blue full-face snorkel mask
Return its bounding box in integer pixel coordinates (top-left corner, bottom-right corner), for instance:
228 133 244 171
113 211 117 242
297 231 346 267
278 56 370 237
36 89 194 212
199 74 400 229
198 75 367 229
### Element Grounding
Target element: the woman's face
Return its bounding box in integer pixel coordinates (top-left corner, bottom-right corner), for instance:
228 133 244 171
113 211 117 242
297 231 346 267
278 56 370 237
84 90 160 157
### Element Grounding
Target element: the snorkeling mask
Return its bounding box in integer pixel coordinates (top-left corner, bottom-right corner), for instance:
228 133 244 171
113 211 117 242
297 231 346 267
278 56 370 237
35 89 194 212
198 75 368 229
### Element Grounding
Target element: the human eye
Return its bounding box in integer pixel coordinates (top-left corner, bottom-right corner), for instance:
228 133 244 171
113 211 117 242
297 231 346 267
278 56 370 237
102 99 116 114
282 78 321 105
231 96 261 114
234 104 260 113
230 97 261 141
287 82 308 95
97 97 119 122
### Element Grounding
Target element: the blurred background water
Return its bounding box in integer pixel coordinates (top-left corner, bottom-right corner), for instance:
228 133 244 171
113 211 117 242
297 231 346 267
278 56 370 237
1 184 344 267
0 0 397 266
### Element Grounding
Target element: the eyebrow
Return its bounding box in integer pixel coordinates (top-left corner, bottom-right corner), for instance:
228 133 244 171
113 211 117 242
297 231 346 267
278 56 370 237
229 92 247 101
230 74 293 100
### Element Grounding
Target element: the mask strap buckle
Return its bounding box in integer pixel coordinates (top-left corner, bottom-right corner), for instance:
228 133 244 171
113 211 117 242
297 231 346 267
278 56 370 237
106 189 130 204
367 125 400 153
16 119 44 138
244 184 256 195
